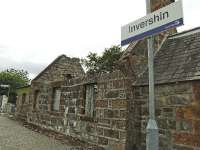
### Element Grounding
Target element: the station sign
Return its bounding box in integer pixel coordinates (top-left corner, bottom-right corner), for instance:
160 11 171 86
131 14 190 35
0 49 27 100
121 0 184 46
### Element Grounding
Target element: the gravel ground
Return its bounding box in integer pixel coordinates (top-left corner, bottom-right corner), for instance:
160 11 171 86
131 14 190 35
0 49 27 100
0 115 82 150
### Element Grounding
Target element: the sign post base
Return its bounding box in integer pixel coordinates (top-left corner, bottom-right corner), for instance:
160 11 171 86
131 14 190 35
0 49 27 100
146 119 159 150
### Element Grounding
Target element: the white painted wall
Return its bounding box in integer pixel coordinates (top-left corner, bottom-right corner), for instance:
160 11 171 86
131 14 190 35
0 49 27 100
1 95 8 112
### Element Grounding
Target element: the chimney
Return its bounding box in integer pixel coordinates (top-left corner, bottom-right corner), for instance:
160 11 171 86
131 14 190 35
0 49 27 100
151 0 175 12
150 0 176 50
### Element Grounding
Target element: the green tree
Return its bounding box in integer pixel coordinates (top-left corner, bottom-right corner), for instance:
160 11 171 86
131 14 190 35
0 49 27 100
82 45 123 73
0 68 30 103
81 52 100 73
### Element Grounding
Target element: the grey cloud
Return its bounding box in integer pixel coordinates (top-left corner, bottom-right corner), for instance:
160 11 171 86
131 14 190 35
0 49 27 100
0 57 47 79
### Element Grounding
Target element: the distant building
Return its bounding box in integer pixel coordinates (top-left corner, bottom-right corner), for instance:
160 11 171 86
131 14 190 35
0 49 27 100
0 95 8 112
16 85 31 120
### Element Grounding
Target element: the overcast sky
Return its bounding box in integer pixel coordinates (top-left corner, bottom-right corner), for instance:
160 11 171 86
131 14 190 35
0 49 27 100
0 0 199 79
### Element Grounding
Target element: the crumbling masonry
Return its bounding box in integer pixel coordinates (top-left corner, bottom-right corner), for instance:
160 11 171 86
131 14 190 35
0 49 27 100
16 1 200 150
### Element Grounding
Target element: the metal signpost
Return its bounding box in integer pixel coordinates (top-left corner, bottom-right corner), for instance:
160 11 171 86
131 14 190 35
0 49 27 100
145 0 158 149
121 1 183 150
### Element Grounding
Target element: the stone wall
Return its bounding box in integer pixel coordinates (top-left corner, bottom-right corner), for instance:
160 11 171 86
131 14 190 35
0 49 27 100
16 94 31 119
26 55 85 133
28 81 65 131
64 71 131 150
33 55 84 83
16 87 32 120
27 70 132 150
127 81 200 150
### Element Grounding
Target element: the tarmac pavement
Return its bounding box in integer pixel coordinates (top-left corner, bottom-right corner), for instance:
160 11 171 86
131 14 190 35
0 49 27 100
0 115 82 150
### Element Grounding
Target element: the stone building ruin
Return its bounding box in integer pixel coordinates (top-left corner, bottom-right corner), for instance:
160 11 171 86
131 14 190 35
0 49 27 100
15 1 200 150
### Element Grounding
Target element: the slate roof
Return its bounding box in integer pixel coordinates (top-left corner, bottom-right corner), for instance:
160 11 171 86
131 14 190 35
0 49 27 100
135 27 200 86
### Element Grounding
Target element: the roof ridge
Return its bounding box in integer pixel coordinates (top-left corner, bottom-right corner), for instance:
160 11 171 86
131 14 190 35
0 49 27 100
169 26 200 38
32 54 79 82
